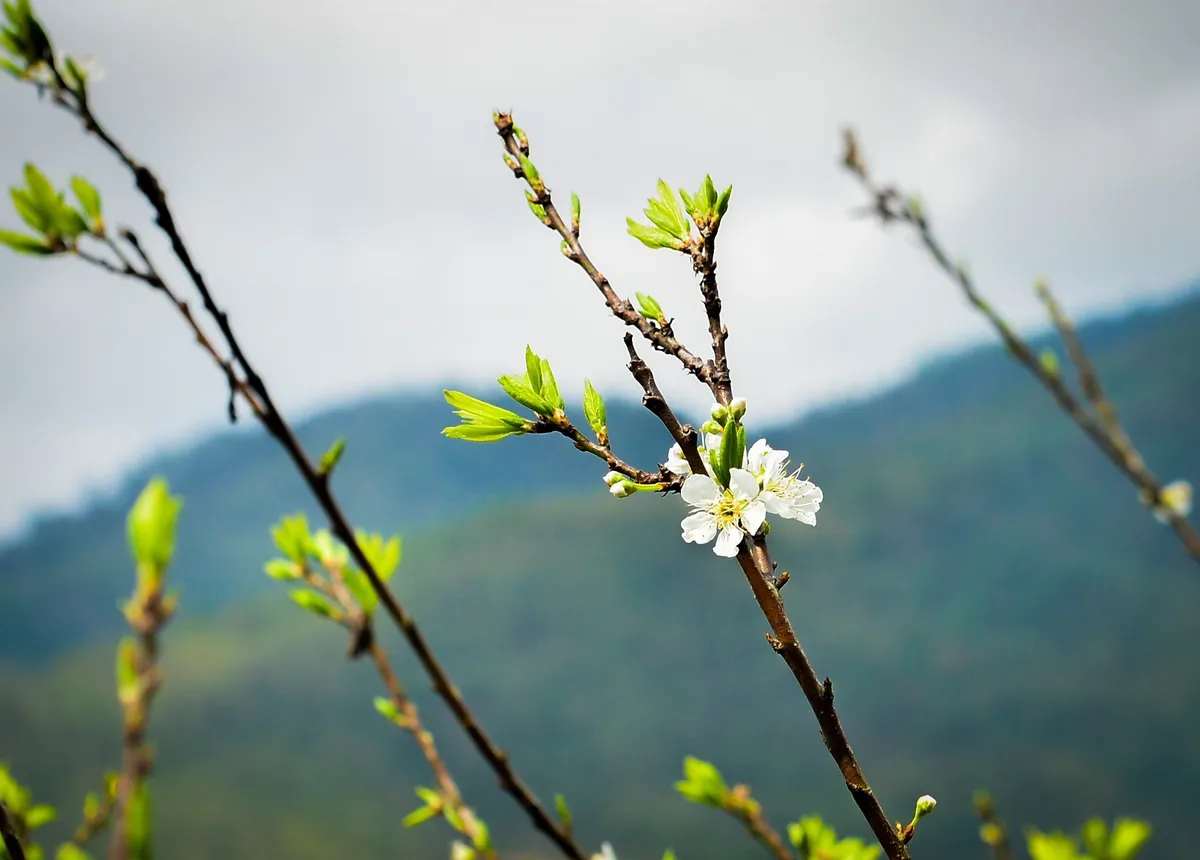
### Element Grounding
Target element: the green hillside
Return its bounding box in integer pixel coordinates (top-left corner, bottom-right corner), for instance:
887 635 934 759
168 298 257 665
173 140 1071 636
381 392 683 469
2 289 1199 859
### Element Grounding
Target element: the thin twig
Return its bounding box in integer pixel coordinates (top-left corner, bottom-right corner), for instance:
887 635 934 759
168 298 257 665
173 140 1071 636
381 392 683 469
841 128 1200 564
109 566 174 859
0 802 27 860
500 120 910 860
494 113 718 396
737 536 911 860
721 785 792 860
35 66 586 860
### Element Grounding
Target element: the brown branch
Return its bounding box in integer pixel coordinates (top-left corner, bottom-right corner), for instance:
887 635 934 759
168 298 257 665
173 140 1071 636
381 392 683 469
0 802 27 860
622 335 707 476
689 233 733 402
841 128 1200 564
495 117 909 860
493 113 720 397
529 416 670 487
34 67 586 860
736 536 911 860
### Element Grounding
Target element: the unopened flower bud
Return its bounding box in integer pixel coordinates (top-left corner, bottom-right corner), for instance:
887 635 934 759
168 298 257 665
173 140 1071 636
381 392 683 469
729 397 747 420
610 481 635 498
915 795 937 818
710 403 729 422
602 471 623 487
700 420 723 436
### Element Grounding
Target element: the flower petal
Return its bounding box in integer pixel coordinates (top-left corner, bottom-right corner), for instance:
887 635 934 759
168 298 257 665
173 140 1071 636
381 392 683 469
741 500 766 536
713 523 744 557
727 468 760 500
681 510 717 544
682 474 721 506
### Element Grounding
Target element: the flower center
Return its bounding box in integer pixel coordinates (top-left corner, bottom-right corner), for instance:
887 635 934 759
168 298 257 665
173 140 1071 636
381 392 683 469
714 493 745 527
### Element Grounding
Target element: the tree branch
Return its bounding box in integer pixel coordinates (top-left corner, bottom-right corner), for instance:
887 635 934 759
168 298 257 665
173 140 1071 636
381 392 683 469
33 64 587 860
841 127 1200 564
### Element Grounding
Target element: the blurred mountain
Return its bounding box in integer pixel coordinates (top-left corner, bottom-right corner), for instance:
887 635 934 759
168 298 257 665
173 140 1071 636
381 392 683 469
2 288 1199 860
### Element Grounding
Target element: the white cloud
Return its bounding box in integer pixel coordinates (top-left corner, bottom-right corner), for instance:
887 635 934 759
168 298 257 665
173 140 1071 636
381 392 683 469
0 0 1197 537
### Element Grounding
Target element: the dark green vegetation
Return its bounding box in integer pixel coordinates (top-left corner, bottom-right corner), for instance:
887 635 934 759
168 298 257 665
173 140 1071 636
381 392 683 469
2 288 1199 859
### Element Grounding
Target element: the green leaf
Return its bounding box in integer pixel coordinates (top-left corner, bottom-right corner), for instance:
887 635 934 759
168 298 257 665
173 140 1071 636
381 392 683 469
525 345 543 393
70 176 102 221
1108 819 1151 860
355 530 402 581
702 175 717 211
626 218 683 251
343 568 377 615
652 179 688 238
23 163 55 210
263 558 301 581
270 514 312 562
11 187 46 232
715 184 732 218
538 359 565 412
554 793 572 830
53 203 88 240
312 530 348 569
582 379 606 440
126 477 183 570
26 803 55 829
373 696 401 722
635 292 664 322
442 421 524 443
317 436 346 476
56 844 92 860
518 153 541 187
675 756 726 806
289 590 341 621
443 390 527 428
1039 348 1060 375
718 418 744 485
498 374 553 416
1026 830 1083 860
678 188 697 219
82 791 99 821
403 787 443 828
0 228 51 254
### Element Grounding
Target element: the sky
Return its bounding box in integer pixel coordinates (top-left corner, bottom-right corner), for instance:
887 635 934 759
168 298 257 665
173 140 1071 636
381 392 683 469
0 0 1198 539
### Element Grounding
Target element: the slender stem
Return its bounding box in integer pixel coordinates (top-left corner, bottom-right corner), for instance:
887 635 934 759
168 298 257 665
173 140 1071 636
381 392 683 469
40 70 586 860
368 638 497 858
109 567 172 860
841 129 1200 564
494 114 719 398
721 786 792 860
0 803 27 860
735 537 911 860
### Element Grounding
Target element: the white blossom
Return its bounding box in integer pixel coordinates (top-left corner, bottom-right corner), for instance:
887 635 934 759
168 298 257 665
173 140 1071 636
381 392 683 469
680 468 766 556
746 438 823 526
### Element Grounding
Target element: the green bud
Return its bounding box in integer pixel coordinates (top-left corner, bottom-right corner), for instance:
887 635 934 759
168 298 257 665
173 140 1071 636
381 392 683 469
635 292 665 323
1039 348 1060 376
700 419 723 436
728 397 747 420
263 559 302 581
570 192 581 235
289 590 341 622
126 477 183 570
583 379 607 443
317 436 346 476
373 696 402 722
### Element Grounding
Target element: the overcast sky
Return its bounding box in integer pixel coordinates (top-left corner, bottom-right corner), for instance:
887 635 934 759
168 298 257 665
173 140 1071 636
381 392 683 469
0 0 1197 539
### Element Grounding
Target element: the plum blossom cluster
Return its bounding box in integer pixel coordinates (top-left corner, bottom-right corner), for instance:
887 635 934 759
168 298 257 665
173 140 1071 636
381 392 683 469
606 398 823 558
